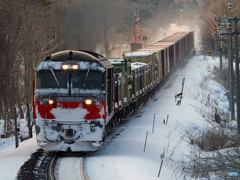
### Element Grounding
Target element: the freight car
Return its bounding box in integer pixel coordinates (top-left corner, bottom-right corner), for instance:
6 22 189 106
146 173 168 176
114 31 195 122
33 31 194 152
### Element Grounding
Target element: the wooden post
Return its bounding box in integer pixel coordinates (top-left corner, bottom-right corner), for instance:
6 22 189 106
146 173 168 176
152 114 155 133
14 108 19 148
166 115 169 125
143 131 148 152
27 104 32 138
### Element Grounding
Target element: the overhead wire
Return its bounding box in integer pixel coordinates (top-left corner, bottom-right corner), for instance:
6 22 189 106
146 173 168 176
202 1 240 49
230 1 240 11
214 1 240 47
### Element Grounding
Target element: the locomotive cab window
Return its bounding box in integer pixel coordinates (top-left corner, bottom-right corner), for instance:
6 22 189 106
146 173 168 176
36 70 68 89
72 71 104 90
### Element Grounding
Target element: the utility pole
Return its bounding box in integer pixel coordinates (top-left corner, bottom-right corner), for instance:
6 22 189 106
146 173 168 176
214 16 227 68
219 22 223 69
219 18 236 120
203 38 206 60
234 17 240 132
225 46 227 59
219 45 223 68
228 22 235 120
227 1 240 133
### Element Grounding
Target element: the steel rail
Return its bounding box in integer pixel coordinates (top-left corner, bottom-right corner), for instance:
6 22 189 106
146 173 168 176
82 156 89 180
49 153 58 180
47 153 88 180
37 152 57 180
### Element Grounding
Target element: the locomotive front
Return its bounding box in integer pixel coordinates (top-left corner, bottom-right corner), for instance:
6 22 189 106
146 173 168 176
34 50 111 151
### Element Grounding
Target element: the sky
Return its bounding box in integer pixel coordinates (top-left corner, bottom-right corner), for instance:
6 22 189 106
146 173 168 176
0 54 228 180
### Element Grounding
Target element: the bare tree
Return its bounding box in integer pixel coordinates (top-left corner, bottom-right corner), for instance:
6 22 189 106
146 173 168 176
0 0 60 136
198 0 240 51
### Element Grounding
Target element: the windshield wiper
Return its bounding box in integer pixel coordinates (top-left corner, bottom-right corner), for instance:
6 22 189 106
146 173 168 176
84 67 90 87
49 68 60 86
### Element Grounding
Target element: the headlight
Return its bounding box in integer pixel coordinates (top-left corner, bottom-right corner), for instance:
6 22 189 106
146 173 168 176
72 64 78 69
85 99 92 105
48 99 54 105
62 64 69 70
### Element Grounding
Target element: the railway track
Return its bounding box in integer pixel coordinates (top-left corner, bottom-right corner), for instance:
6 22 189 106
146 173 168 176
38 152 88 180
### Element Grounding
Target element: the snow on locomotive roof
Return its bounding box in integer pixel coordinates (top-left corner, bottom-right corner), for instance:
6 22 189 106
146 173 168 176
46 50 107 62
36 50 113 71
36 61 106 72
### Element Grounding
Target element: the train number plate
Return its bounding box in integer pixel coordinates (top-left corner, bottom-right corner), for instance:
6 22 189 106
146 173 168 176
56 97 83 102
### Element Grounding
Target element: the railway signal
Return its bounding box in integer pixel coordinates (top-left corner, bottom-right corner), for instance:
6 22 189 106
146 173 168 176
138 19 141 42
214 19 219 51
214 25 217 33
214 19 218 35
131 31 136 42
131 7 142 43
208 50 212 56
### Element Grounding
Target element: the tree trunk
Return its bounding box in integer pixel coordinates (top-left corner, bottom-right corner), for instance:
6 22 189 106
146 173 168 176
16 97 24 119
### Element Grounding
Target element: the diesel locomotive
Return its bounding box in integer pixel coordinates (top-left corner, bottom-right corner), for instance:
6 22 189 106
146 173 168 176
33 31 194 152
33 50 115 151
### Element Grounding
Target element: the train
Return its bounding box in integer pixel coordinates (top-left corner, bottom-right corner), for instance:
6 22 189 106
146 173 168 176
33 31 194 152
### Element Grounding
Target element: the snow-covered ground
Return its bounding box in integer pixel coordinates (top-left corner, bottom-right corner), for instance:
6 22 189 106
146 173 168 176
0 136 39 180
0 55 228 180
86 55 226 180
0 120 30 150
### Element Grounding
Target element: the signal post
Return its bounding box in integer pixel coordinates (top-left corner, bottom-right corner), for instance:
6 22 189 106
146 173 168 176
219 16 240 131
228 17 240 132
130 6 143 52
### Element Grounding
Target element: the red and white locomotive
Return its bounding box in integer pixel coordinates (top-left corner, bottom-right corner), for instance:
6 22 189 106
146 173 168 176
33 50 115 151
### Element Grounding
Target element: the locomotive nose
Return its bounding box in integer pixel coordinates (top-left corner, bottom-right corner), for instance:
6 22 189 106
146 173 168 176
65 128 76 137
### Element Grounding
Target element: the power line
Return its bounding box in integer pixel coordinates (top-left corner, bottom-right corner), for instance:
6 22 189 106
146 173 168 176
230 2 240 11
229 0 240 11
